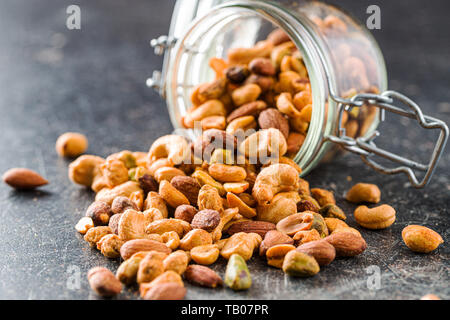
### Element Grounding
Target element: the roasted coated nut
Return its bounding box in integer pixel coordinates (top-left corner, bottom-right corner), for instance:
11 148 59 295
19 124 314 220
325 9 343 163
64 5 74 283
324 232 367 257
179 229 213 251
97 234 124 258
249 57 276 76
259 230 294 256
324 217 349 233
258 108 289 138
198 184 223 212
95 181 142 205
220 232 261 261
239 128 288 162
276 212 314 236
174 205 198 223
293 229 321 246
296 240 336 266
154 167 185 183
227 40 273 65
310 188 336 207
256 193 298 224
208 164 247 183
161 231 180 250
232 83 261 106
143 282 186 300
224 254 251 290
226 65 250 84
354 204 396 230
118 209 151 240
282 251 320 277
111 196 138 214
252 163 299 205
163 250 189 274
192 169 226 196
171 176 201 205
345 183 381 204
116 255 143 285
159 180 190 208
87 267 122 297
138 174 158 195
191 209 221 232
148 135 189 165
198 78 227 101
402 225 443 253
184 100 227 128
286 132 305 154
145 218 191 237
226 115 257 136
144 191 168 218
185 264 223 288
319 204 347 220
84 226 112 247
75 217 94 234
266 244 296 268
56 132 88 158
223 181 249 194
190 245 220 265
101 159 128 187
68 155 104 188
276 92 302 118
120 239 171 260
226 192 257 218
137 251 167 284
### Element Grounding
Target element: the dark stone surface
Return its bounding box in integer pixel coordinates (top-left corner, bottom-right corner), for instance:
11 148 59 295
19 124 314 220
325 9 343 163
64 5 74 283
0 0 448 300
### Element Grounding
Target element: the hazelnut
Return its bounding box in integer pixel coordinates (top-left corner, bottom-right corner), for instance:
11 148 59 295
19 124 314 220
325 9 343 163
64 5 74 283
111 196 138 214
138 174 158 195
174 204 198 223
85 201 113 226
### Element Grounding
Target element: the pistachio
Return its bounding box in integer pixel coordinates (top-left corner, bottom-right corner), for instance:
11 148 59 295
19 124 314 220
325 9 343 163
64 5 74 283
224 254 251 290
282 251 320 277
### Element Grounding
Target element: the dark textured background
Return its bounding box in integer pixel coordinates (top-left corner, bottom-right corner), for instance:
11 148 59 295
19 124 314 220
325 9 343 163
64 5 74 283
0 0 448 300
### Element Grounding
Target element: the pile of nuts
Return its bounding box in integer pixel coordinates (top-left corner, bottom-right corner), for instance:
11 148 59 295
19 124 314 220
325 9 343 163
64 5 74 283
65 24 442 299
2 19 443 300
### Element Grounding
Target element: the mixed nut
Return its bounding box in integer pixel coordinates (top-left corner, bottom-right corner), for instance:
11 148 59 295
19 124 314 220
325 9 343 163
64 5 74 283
1 19 445 300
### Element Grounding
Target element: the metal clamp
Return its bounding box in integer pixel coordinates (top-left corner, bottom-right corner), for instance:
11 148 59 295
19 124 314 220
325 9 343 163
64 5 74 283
327 91 449 188
150 35 177 56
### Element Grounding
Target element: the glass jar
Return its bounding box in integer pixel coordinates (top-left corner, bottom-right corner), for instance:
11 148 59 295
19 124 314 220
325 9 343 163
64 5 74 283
147 0 448 188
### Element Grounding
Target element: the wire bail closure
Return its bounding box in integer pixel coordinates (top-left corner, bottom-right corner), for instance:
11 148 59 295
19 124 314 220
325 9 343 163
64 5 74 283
327 91 449 188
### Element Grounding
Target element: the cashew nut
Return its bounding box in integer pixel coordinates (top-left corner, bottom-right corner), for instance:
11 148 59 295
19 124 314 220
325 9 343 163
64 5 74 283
148 135 189 166
252 164 299 205
238 128 287 162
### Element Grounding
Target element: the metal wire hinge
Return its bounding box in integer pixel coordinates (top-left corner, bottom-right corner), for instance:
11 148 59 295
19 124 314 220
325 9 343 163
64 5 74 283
326 91 449 188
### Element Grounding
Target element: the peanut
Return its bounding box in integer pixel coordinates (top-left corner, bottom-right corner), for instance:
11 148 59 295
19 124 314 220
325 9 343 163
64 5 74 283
402 225 443 253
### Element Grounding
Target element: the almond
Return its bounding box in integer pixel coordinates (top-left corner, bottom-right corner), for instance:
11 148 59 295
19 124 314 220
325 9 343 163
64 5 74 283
226 100 267 123
324 232 367 257
258 108 290 138
259 230 294 256
184 265 223 288
2 168 48 189
120 239 171 260
143 282 186 300
296 239 336 266
87 267 122 297
227 220 276 237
